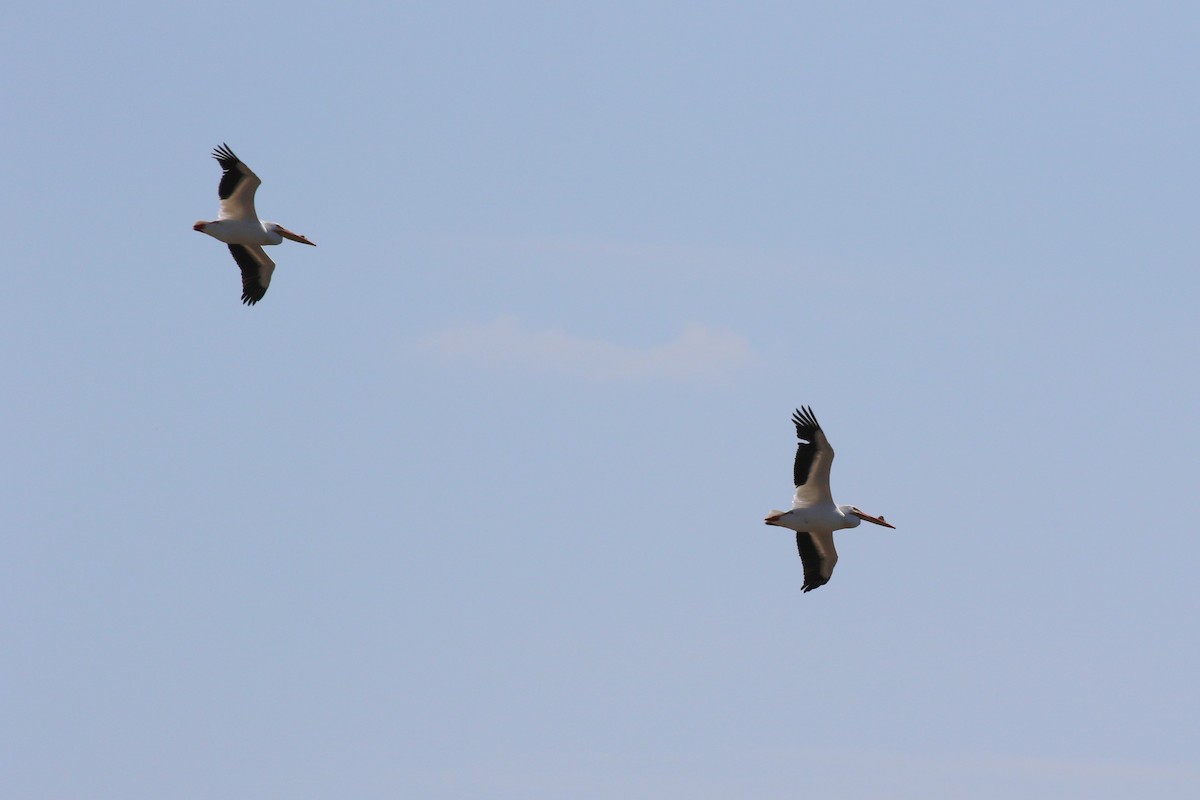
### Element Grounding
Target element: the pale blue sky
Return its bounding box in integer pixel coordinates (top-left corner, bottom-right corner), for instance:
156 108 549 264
3 2 1199 798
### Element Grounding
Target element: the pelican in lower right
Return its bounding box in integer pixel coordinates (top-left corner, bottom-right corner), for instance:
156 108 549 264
765 406 895 592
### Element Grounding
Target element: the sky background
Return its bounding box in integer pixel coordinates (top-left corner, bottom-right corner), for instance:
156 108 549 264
2 1 1199 797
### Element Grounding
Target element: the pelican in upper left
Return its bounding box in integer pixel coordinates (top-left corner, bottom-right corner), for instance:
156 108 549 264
193 144 315 305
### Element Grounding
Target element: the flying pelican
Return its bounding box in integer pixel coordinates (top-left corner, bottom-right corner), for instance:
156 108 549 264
193 144 315 305
765 406 895 592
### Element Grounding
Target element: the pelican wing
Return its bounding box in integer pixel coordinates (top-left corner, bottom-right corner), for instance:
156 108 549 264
791 406 835 507
228 244 275 305
796 530 838 592
213 143 261 222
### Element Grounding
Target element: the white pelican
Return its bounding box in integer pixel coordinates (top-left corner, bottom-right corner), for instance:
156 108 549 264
765 406 895 592
193 144 315 305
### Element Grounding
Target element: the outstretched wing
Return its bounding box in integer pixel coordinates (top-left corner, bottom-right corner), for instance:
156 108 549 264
795 530 838 592
227 244 275 305
791 406 836 507
213 143 262 222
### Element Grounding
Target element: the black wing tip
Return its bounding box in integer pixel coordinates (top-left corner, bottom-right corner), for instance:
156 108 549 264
212 143 240 169
791 405 821 440
240 285 267 304
792 405 819 427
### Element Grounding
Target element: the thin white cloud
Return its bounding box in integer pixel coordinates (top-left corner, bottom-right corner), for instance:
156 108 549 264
417 317 760 382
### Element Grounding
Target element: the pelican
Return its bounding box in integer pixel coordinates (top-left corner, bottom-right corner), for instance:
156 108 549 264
765 406 895 592
193 144 315 305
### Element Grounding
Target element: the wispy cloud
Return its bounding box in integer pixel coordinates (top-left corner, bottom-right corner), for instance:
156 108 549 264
417 317 760 382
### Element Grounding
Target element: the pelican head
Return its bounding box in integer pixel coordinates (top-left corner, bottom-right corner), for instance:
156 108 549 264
845 506 895 529
269 223 316 246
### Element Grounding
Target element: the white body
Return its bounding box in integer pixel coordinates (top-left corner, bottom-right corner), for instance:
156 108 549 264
198 219 285 246
766 502 862 533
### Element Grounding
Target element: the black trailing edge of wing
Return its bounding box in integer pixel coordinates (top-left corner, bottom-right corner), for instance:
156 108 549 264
795 531 831 593
792 405 822 488
228 244 268 305
212 143 245 200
